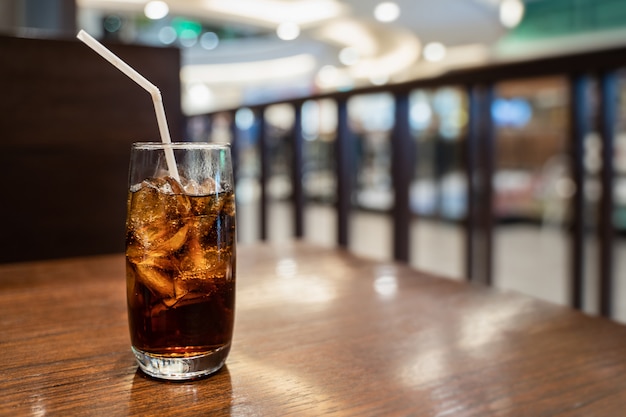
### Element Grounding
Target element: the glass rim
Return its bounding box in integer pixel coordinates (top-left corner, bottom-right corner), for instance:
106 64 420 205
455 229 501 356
132 142 231 150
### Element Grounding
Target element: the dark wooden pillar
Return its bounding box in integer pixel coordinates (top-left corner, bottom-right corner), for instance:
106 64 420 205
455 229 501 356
391 91 413 262
292 102 305 238
598 71 617 317
478 85 496 286
335 98 353 247
466 85 495 285
257 107 269 241
465 85 479 282
568 75 589 310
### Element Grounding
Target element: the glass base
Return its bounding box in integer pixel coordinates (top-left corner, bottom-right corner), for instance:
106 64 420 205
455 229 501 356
132 344 230 381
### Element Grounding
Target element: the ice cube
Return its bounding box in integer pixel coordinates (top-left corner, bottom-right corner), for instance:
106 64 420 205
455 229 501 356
182 177 218 195
135 254 174 270
150 223 189 257
199 178 219 194
134 264 174 299
131 177 190 216
154 176 186 195
179 234 209 272
128 177 192 250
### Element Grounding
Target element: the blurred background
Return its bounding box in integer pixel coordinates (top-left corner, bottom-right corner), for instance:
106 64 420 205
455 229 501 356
4 0 626 112
2 0 626 321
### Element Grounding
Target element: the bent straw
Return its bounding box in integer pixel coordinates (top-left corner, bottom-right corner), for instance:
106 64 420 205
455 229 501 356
76 30 180 182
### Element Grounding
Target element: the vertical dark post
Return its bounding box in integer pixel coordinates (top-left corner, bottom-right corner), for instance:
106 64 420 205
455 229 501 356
292 102 305 238
229 111 241 237
465 85 495 285
335 98 352 247
257 107 269 241
598 71 617 317
478 85 496 286
391 91 413 262
229 111 239 185
569 75 589 310
465 85 479 282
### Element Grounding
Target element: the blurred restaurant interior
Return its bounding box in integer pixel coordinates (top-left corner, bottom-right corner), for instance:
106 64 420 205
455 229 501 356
2 0 626 320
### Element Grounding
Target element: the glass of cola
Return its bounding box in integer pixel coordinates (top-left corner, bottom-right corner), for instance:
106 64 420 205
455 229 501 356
125 142 236 380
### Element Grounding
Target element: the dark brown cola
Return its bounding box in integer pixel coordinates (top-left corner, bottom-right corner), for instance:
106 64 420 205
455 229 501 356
125 176 236 356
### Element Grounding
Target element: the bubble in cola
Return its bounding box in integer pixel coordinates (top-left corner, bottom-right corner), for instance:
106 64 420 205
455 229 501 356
125 175 236 356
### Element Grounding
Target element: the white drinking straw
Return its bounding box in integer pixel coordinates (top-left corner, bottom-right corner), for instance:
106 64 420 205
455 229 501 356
76 29 180 182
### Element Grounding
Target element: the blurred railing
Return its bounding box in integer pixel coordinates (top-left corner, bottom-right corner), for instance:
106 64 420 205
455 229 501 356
197 45 626 318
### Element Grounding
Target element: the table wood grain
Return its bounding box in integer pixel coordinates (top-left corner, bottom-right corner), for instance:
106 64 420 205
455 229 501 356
2 242 626 416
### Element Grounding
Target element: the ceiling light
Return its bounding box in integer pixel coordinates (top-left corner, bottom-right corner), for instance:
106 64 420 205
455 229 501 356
500 0 525 28
158 26 177 44
187 83 213 106
179 29 198 47
423 42 446 62
103 15 122 33
183 82 216 115
317 65 340 86
144 1 169 20
316 65 353 90
339 47 360 66
200 32 219 50
277 22 300 41
374 2 400 23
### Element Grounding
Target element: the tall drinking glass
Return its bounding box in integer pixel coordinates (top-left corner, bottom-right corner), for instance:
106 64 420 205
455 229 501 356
125 142 236 380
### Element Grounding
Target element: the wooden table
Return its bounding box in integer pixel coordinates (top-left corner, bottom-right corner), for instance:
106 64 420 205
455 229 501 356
3 242 626 416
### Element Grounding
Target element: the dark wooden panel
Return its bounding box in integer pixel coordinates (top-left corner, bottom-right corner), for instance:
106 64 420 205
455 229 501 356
0 35 182 263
